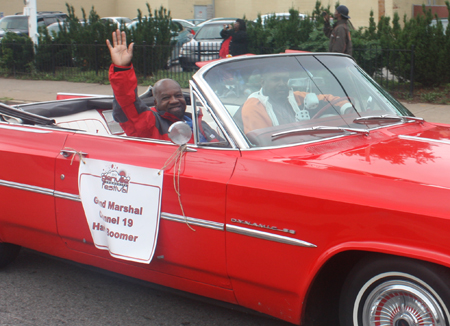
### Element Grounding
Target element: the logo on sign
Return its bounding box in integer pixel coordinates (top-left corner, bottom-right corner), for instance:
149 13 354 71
101 164 130 193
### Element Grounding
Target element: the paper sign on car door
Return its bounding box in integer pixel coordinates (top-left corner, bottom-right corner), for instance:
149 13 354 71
78 158 163 264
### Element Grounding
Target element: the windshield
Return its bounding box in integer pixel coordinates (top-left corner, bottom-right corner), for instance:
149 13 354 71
203 55 412 148
195 23 226 40
47 22 64 34
116 17 132 24
0 17 28 31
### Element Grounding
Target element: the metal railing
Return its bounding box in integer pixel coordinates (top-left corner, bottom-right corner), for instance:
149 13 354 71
353 45 415 98
0 41 415 96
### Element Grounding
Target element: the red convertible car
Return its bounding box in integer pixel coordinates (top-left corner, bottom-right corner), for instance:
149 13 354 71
2 53 450 326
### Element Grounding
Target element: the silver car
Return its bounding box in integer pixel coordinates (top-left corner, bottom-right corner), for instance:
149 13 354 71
179 19 234 71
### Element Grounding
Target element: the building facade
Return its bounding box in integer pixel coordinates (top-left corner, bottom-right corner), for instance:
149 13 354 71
1 0 448 29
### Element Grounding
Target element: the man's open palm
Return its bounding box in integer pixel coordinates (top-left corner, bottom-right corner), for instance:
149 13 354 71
106 29 134 66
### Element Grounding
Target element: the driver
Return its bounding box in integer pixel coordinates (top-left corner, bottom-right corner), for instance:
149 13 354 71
240 66 349 134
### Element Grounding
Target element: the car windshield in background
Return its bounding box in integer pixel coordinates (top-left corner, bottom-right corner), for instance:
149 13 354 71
46 21 65 35
116 17 132 24
203 55 411 148
195 23 224 40
0 16 28 31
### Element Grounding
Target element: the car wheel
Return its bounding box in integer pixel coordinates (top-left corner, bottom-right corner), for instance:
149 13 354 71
0 243 21 268
340 256 450 326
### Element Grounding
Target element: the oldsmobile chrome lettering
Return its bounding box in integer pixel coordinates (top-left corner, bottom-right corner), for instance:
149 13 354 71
230 218 296 235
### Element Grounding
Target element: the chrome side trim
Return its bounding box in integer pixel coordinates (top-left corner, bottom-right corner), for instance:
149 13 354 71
399 135 450 146
0 179 54 196
54 191 81 201
2 179 314 248
0 179 81 201
226 224 317 248
161 212 224 230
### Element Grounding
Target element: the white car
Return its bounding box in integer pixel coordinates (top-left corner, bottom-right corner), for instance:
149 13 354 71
100 17 132 28
256 12 306 24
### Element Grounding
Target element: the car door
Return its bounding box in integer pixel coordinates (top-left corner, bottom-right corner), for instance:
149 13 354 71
54 95 238 290
0 122 68 251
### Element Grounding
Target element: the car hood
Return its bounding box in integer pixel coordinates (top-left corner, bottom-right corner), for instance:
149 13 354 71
246 122 450 218
278 122 450 189
189 38 222 44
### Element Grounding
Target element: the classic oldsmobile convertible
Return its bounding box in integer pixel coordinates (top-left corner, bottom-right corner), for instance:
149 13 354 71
1 53 450 326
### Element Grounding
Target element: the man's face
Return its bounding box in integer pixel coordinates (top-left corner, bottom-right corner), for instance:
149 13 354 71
262 71 290 102
154 80 186 119
334 10 341 20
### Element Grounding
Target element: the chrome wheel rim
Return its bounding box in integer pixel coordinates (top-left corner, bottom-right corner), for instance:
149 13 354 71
359 276 446 326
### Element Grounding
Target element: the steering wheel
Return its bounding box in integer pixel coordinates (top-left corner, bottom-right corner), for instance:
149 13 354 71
311 97 350 119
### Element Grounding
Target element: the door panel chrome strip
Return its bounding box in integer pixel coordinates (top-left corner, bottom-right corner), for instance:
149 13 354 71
54 191 81 201
399 135 450 145
2 179 315 247
161 212 224 231
226 224 317 248
0 179 80 201
0 179 54 196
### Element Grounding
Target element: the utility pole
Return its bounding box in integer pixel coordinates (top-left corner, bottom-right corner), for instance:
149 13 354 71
378 0 385 20
23 0 38 45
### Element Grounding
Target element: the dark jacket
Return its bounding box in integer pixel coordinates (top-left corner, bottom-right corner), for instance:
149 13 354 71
323 19 352 56
220 29 248 56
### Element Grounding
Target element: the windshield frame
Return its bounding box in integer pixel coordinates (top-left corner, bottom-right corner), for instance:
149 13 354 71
193 53 415 150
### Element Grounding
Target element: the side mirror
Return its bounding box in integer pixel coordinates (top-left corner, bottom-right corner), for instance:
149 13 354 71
168 121 192 145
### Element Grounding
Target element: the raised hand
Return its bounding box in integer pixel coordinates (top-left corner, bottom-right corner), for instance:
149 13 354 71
106 29 134 67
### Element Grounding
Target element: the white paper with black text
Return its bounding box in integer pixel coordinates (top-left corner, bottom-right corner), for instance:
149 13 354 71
78 159 163 264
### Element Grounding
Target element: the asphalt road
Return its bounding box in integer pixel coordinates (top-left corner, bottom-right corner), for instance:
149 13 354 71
0 249 292 326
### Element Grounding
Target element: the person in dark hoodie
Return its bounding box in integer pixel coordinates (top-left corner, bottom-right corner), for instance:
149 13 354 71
106 29 219 142
323 5 353 56
220 18 248 56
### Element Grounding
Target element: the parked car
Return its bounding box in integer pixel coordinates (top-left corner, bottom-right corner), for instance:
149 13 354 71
186 18 205 25
46 20 86 38
431 18 448 33
179 19 234 71
257 12 307 24
0 11 68 39
3 52 450 326
100 17 132 28
172 18 196 30
196 17 238 27
127 19 196 66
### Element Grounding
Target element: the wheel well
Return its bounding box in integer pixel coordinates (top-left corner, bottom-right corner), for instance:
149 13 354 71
301 251 369 326
302 250 450 325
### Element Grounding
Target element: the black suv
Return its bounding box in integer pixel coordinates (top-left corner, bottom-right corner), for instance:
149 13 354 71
0 11 68 39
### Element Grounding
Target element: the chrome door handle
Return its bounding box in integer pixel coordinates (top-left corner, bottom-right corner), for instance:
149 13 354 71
60 149 89 158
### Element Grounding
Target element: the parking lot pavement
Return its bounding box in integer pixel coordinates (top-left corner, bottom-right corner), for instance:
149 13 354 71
0 78 449 124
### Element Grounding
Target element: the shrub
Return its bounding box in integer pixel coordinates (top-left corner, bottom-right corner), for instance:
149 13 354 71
36 3 173 76
0 33 34 73
126 5 173 75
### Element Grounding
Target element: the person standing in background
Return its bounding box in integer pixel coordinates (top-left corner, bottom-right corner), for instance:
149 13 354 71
220 19 248 56
323 5 353 56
